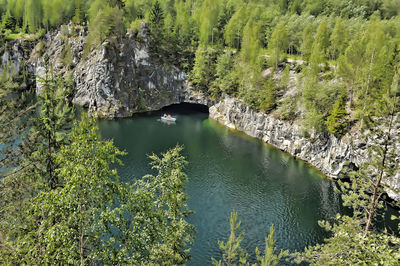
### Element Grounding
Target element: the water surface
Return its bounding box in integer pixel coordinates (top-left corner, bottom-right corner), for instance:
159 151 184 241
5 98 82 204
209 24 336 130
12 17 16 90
98 104 342 265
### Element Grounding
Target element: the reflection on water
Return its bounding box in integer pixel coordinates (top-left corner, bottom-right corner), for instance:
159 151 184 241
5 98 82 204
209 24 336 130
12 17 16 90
98 103 343 265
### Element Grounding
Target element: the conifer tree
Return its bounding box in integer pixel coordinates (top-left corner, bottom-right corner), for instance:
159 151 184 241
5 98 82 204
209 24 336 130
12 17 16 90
213 211 288 265
269 20 288 69
149 0 165 59
329 17 347 61
198 0 220 45
325 92 348 137
310 19 329 71
31 58 74 189
300 24 313 60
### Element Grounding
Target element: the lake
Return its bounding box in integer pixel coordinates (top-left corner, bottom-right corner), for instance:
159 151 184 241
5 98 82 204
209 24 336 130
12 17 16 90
98 103 343 265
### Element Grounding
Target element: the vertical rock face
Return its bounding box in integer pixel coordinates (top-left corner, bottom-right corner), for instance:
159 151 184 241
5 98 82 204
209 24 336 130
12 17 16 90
72 31 187 118
26 22 187 118
0 40 36 86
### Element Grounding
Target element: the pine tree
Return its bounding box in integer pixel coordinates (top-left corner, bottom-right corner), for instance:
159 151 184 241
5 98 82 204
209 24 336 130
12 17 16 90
0 59 74 262
325 92 348 137
31 58 74 189
212 211 249 265
148 0 165 59
310 19 329 71
213 211 288 265
329 17 347 61
142 145 196 264
269 20 288 69
198 0 220 45
300 24 313 60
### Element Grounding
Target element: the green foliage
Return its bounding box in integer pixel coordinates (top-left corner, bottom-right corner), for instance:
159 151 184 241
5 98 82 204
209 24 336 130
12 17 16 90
310 19 329 70
212 211 249 265
148 0 164 60
32 60 74 189
213 211 288 266
280 64 290 88
295 215 400 265
190 46 219 91
1 109 195 264
141 145 196 264
85 1 124 54
329 17 347 60
213 51 238 96
256 225 289 266
259 78 277 113
269 20 288 68
198 0 220 45
325 92 348 137
10 115 124 264
300 24 314 60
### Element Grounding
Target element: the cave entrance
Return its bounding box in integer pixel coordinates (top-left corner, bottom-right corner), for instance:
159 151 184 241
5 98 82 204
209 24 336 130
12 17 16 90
160 103 209 115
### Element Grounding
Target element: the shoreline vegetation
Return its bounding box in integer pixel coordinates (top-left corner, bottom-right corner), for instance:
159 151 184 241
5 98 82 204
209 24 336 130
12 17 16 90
1 0 400 264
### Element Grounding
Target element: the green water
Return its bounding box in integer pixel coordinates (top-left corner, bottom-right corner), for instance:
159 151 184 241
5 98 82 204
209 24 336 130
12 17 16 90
98 103 343 265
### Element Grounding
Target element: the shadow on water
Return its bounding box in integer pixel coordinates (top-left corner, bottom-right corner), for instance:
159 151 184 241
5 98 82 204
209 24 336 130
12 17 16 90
97 103 397 265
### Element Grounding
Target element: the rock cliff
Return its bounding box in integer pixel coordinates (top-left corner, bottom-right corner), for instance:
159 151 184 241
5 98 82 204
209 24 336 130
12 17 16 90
26 22 187 118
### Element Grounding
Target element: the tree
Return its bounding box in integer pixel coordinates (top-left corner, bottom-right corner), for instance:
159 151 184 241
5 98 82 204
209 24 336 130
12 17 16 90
310 19 329 70
73 0 84 23
212 211 249 265
191 46 219 91
25 0 41 32
224 4 248 50
1 113 195 264
0 60 74 262
358 16 393 130
85 1 124 54
269 20 288 69
213 51 238 96
300 24 313 60
198 0 220 45
241 19 262 69
329 17 347 61
148 0 165 59
337 38 364 108
31 59 74 189
325 91 348 137
141 145 196 264
213 211 288 265
9 115 125 265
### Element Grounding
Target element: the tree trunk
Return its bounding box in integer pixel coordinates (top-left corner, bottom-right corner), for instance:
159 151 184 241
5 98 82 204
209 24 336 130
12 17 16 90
360 46 376 130
364 92 397 235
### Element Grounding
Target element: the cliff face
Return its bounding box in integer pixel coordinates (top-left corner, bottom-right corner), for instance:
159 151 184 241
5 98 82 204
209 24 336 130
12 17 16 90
25 23 187 118
1 25 400 200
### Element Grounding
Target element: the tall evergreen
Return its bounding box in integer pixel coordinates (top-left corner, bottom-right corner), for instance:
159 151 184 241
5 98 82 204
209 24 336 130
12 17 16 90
149 0 165 60
269 20 288 69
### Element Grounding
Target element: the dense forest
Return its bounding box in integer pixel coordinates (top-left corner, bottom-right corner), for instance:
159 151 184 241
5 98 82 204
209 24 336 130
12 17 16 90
1 0 400 265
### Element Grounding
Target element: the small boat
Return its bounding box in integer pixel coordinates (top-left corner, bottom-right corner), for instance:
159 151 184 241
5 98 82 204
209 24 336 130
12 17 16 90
161 114 176 122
